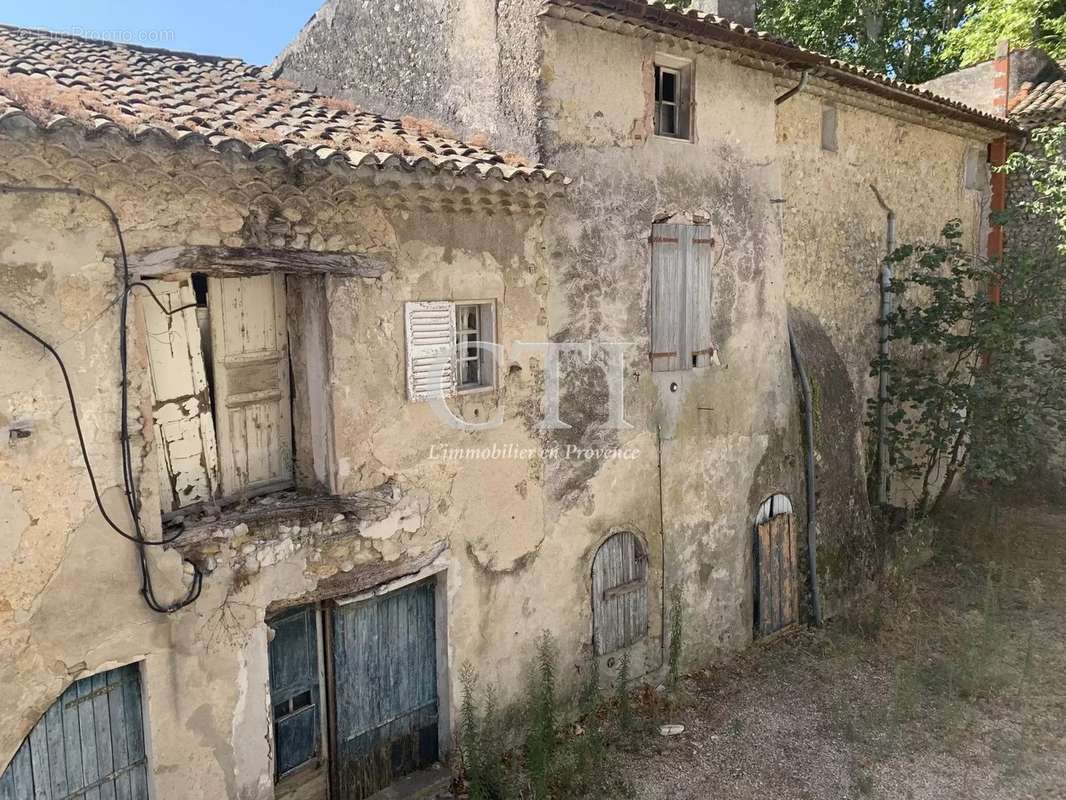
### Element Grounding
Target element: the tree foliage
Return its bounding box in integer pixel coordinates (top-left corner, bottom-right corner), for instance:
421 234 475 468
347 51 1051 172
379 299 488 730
942 0 1066 66
873 217 1066 514
756 0 970 83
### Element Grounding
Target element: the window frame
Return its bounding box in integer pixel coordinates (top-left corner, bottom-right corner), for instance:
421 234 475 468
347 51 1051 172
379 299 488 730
652 55 695 142
454 301 497 394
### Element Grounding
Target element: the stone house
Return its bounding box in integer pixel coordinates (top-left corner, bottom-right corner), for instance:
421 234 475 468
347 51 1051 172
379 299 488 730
277 0 1014 677
0 6 1017 800
0 24 563 800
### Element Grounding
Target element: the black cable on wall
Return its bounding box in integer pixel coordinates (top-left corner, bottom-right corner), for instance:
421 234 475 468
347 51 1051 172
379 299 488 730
0 183 203 613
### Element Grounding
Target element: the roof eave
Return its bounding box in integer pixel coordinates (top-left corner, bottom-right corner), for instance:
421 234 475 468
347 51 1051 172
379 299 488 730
543 0 1020 136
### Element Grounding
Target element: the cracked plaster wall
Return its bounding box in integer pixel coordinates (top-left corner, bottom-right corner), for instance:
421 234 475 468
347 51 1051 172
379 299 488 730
0 126 554 798
537 19 802 670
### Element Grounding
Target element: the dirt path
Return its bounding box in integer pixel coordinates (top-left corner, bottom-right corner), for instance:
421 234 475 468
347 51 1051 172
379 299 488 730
624 498 1066 800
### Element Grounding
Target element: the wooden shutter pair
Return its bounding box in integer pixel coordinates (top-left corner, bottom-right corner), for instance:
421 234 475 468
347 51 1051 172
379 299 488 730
405 301 457 401
142 274 292 510
650 223 713 372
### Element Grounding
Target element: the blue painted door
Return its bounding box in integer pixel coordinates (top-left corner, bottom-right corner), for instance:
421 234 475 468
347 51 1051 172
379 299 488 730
268 606 321 779
330 579 438 799
0 664 149 800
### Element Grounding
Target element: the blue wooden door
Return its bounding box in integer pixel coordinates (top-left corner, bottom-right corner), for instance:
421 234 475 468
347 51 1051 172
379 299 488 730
330 580 438 799
0 664 149 800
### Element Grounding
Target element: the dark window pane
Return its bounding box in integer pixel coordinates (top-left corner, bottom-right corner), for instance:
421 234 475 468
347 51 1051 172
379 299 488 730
275 707 318 776
661 70 677 102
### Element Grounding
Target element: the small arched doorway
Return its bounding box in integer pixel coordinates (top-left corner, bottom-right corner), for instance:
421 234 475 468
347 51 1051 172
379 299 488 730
591 531 649 656
753 494 799 636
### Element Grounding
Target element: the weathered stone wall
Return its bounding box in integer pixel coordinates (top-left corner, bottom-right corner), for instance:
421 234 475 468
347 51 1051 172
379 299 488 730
538 17 805 667
274 0 544 157
0 126 555 798
775 84 995 605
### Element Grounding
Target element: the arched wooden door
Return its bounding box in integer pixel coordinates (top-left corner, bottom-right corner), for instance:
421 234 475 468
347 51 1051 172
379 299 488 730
592 531 649 656
754 495 799 635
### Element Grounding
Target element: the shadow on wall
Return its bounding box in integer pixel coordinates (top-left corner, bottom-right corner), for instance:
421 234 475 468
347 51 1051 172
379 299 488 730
787 306 878 613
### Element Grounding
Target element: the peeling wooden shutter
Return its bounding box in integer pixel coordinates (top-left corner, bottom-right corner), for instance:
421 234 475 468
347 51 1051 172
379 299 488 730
592 532 649 656
650 224 685 372
0 664 149 799
405 301 457 401
208 274 293 496
755 512 799 636
141 279 220 512
686 225 714 368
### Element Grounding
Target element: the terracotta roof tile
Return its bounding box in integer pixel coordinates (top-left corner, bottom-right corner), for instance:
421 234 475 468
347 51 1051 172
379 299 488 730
1011 73 1066 128
0 24 563 185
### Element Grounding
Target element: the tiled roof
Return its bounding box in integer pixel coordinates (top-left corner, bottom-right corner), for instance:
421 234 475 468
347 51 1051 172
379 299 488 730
0 24 562 185
548 0 1019 134
1011 73 1066 128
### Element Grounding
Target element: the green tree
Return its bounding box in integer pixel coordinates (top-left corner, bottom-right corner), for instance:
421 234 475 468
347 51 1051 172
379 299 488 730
756 0 970 83
942 0 1066 66
872 218 1066 514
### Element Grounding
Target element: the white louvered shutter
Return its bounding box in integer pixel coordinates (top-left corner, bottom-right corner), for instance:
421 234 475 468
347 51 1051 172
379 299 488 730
406 301 457 401
686 225 714 368
650 224 685 372
141 279 220 512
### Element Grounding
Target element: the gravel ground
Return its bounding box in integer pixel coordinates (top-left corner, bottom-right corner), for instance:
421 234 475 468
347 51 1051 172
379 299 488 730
624 497 1066 800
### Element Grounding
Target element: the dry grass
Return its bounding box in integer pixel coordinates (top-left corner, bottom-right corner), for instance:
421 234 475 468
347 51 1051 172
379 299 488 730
319 95 362 113
613 491 1066 800
400 114 456 140
0 72 97 122
364 132 422 157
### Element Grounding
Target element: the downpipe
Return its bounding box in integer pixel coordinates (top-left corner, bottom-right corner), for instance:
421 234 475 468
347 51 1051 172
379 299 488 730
788 324 824 627
870 185 896 506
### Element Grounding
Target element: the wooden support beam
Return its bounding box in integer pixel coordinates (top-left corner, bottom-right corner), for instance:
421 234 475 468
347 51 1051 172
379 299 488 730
125 245 391 279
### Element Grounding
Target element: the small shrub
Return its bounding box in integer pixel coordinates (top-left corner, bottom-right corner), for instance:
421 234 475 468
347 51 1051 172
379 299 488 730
524 630 559 799
614 649 634 733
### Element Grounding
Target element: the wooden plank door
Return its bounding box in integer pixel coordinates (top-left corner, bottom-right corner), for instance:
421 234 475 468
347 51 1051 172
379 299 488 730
755 513 799 635
592 532 649 656
207 274 293 496
329 580 438 800
140 279 220 512
0 664 149 800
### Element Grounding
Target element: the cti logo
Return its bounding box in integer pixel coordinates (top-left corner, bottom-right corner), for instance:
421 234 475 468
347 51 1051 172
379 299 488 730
427 341 636 432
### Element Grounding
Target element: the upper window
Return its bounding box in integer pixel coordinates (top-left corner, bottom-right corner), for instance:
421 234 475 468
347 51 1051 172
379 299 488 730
821 105 838 152
650 223 714 372
405 300 496 401
654 61 693 140
141 273 293 512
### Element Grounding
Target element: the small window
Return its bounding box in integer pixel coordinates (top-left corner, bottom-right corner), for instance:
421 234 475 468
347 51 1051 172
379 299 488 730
650 223 714 372
591 531 649 655
455 303 494 391
821 105 838 152
654 62 693 140
405 300 496 400
268 606 322 781
964 146 988 191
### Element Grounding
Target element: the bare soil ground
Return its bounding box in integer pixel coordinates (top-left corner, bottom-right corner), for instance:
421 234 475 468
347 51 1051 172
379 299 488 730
623 496 1066 800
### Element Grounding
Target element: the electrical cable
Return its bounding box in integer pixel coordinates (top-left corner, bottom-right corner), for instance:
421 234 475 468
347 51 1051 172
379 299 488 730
0 183 202 613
